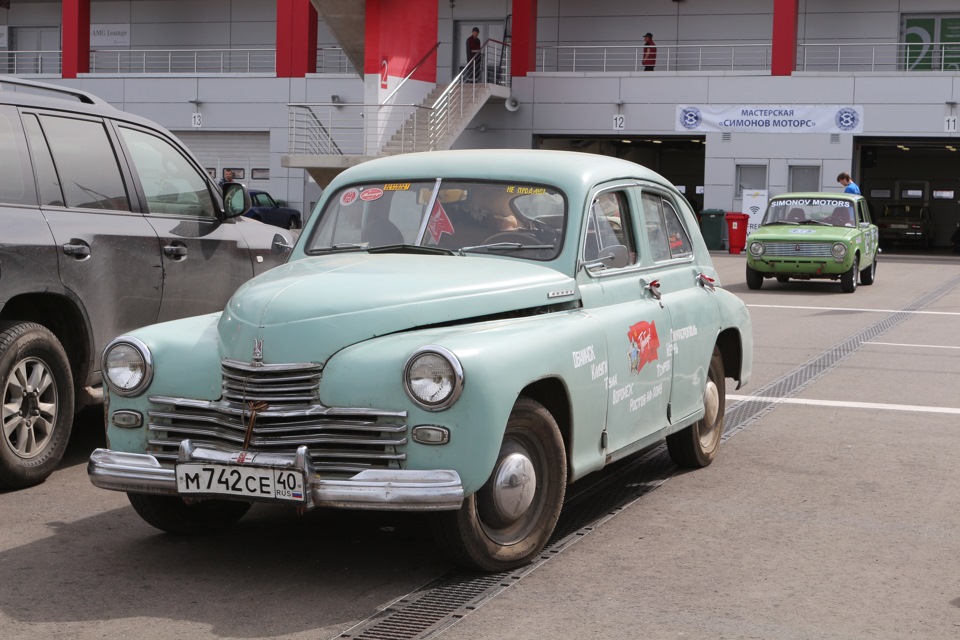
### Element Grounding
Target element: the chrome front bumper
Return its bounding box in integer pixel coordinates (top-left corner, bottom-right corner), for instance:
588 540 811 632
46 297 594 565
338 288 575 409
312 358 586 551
88 440 464 511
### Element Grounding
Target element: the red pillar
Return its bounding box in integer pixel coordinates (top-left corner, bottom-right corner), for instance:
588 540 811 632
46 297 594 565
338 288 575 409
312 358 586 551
771 0 799 76
277 0 318 78
62 0 90 78
511 0 537 78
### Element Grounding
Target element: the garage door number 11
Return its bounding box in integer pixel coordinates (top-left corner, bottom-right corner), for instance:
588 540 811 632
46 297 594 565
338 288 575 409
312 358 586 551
946 116 958 133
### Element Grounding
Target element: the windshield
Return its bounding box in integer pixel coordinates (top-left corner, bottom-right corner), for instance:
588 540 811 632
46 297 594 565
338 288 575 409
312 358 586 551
306 180 565 260
762 197 856 228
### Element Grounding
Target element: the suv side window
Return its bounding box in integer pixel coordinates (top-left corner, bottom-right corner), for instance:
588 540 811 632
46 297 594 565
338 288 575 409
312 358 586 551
23 114 65 207
35 114 130 211
119 126 216 218
0 106 35 206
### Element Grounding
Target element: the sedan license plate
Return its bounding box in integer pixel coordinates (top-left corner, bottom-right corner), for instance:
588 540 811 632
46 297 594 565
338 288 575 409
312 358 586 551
889 224 908 229
176 463 306 503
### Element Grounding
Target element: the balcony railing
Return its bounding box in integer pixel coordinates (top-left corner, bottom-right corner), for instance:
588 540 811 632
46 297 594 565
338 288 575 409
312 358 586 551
798 42 960 72
537 44 773 73
0 50 62 74
0 47 354 76
537 41 960 73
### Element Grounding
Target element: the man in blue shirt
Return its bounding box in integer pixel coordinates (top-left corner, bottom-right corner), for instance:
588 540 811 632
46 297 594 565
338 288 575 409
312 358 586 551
837 172 861 195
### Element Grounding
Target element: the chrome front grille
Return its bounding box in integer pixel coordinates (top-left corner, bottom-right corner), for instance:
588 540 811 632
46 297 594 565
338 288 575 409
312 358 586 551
763 242 833 257
146 360 407 476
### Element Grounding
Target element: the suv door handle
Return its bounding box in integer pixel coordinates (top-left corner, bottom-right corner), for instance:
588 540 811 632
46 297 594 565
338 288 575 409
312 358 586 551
163 244 188 258
62 242 90 258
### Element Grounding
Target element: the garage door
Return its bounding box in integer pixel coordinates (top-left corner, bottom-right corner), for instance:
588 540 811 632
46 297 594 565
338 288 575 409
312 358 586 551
174 131 271 187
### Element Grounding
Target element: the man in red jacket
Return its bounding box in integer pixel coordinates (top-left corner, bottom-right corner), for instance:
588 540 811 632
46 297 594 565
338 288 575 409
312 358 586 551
643 32 657 71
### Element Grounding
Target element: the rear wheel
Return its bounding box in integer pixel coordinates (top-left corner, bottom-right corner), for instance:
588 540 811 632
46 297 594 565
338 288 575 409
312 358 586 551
127 493 251 535
841 255 859 293
666 347 725 468
0 322 74 489
433 396 566 572
745 265 764 290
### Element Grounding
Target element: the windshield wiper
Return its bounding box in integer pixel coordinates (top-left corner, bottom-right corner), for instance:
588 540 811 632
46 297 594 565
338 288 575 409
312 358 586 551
458 242 555 255
798 219 830 226
763 220 797 226
367 244 455 256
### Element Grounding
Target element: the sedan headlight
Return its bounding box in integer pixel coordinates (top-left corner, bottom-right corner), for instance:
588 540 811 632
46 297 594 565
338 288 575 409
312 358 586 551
831 242 847 259
749 241 765 256
404 346 464 411
102 337 153 397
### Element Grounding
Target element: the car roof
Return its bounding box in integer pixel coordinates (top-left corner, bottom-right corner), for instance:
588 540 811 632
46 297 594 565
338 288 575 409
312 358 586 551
324 149 670 194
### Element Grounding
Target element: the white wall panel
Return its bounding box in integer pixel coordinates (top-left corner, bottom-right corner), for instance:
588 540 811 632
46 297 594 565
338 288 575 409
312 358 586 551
531 76 620 103
620 76 711 104
854 76 956 104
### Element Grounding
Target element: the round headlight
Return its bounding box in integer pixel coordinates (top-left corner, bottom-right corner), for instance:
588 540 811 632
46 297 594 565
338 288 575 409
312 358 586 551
404 346 464 411
832 242 847 259
749 241 765 256
103 337 153 397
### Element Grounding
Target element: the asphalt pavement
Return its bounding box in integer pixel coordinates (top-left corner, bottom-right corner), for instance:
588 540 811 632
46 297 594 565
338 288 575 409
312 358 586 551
1 249 958 640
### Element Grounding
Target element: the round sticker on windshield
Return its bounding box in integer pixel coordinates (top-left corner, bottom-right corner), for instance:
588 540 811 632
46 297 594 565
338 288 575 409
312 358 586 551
340 188 360 206
360 188 384 201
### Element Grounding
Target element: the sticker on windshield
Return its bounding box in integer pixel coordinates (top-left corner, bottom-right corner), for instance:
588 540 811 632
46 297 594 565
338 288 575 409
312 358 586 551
340 188 360 206
383 183 411 191
360 188 384 201
426 199 455 243
506 186 549 195
774 198 850 208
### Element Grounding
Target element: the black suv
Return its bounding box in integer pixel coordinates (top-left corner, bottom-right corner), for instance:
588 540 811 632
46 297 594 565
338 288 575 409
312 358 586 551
0 77 293 488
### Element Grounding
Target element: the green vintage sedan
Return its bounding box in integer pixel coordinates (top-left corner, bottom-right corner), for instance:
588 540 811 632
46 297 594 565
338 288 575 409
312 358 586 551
89 150 752 571
745 192 879 293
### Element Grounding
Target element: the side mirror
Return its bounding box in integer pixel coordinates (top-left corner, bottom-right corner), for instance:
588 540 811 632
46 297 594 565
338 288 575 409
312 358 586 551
223 183 252 218
271 233 293 255
583 244 630 271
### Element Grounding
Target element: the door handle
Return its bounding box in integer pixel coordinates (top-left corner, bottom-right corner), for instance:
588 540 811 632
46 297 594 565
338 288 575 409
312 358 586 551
62 243 90 258
696 273 716 291
644 279 662 300
163 244 188 258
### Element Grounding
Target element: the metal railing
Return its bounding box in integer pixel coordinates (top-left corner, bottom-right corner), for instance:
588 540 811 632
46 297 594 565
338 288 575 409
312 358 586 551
798 42 960 72
0 50 62 74
288 39 510 158
537 44 772 72
0 47 356 76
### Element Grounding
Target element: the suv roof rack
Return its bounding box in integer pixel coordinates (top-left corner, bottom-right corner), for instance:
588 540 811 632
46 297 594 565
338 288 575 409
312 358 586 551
0 75 110 106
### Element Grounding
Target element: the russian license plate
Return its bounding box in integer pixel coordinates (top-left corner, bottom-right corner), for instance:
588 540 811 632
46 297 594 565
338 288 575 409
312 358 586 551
890 224 908 229
176 463 306 502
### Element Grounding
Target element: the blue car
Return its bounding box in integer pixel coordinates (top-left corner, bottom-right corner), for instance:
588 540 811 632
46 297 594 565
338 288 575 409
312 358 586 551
245 189 302 229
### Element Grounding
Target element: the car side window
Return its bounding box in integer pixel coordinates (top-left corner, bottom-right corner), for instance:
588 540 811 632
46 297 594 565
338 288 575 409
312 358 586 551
36 114 130 211
119 126 216 218
662 199 694 259
584 190 637 267
641 192 671 261
23 114 64 207
252 192 274 207
0 107 35 206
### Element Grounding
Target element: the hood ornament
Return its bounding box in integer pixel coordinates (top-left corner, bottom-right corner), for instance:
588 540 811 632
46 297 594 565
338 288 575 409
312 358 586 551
252 338 263 364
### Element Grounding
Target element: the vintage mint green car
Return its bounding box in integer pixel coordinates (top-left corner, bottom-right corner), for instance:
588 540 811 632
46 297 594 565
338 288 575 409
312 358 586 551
89 150 753 571
745 192 879 293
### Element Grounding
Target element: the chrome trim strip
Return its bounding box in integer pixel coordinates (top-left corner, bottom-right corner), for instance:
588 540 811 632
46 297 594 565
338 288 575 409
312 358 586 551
147 396 407 419
88 446 463 510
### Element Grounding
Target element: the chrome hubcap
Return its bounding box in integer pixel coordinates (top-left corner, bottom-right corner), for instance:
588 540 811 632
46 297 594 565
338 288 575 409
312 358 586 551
2 357 57 459
700 379 720 447
491 452 537 522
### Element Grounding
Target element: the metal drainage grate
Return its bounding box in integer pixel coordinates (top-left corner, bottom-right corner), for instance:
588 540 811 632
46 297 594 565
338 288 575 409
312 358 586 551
333 272 960 640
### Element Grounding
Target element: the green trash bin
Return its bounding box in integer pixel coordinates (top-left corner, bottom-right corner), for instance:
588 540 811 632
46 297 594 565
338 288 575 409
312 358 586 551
699 209 725 250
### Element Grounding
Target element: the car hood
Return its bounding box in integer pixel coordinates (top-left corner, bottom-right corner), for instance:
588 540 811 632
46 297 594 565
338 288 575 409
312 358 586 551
218 253 578 363
748 224 858 242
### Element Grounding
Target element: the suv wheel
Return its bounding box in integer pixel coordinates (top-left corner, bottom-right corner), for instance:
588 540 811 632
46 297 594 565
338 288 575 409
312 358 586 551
0 322 74 489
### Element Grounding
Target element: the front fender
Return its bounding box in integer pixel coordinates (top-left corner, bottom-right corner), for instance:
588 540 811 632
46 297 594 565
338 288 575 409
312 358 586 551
319 310 608 494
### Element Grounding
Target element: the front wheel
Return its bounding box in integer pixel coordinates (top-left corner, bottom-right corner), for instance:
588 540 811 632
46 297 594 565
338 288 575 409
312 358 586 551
666 347 725 468
432 397 567 572
745 265 764 290
841 255 859 293
127 493 251 535
0 322 74 489
860 255 877 285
